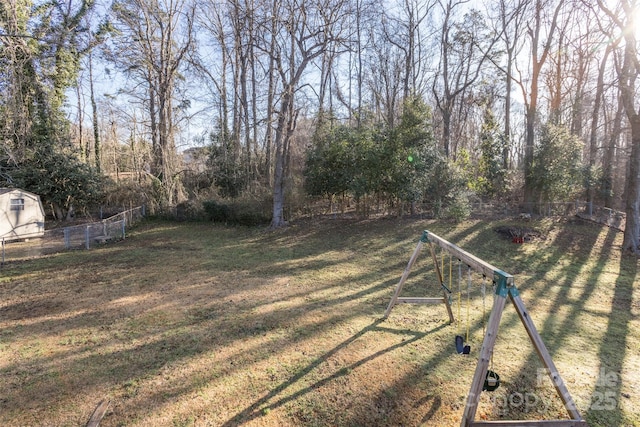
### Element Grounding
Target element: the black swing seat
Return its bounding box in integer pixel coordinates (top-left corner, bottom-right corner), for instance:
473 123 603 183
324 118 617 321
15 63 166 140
455 335 471 354
483 370 500 391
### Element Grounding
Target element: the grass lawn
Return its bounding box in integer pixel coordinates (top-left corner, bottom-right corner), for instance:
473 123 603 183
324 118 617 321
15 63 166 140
0 217 638 426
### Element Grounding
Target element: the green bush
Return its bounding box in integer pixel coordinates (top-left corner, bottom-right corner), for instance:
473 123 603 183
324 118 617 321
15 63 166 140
531 124 584 204
440 192 471 223
203 198 271 226
176 200 205 221
6 147 106 220
203 200 232 223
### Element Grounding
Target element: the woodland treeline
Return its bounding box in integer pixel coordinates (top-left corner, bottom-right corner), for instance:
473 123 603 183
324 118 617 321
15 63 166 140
1 0 640 253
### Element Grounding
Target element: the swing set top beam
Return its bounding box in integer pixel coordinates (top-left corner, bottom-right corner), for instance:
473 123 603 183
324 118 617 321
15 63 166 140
422 230 514 288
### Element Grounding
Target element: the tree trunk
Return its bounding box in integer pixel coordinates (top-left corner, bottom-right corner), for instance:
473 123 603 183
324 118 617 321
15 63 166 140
504 52 513 169
611 0 640 253
623 117 640 253
271 95 291 228
148 79 160 177
263 0 278 186
603 97 623 208
588 45 612 204
356 0 363 127
89 53 101 173
250 30 259 182
523 102 537 205
442 107 451 158
548 32 563 124
76 82 84 160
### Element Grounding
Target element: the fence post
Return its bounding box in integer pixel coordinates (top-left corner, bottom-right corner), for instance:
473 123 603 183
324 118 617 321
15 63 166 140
85 226 90 250
2 237 5 267
588 201 593 216
64 227 70 249
122 220 126 239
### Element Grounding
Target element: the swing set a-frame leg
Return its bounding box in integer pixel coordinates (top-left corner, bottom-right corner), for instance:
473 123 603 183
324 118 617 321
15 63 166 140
460 279 507 427
509 289 583 422
384 232 454 323
384 239 425 318
460 274 586 427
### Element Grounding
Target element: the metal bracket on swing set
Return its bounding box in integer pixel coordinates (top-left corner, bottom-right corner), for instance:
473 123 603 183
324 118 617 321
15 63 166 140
383 230 586 427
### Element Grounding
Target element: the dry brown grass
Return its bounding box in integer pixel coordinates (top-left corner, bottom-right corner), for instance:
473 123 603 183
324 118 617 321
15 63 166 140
0 217 638 426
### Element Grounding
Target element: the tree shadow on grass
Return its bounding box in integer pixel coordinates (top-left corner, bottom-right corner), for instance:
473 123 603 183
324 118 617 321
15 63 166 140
586 254 637 426
422 220 615 422
484 225 620 422
221 319 448 426
0 219 413 425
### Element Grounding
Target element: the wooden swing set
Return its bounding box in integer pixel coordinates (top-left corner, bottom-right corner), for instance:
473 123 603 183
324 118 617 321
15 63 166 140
384 230 587 427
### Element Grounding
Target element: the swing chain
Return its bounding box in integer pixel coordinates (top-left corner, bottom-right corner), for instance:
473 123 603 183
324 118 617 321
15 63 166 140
466 266 471 344
481 274 486 337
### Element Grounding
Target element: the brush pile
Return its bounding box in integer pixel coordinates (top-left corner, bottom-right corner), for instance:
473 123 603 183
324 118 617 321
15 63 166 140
494 225 542 243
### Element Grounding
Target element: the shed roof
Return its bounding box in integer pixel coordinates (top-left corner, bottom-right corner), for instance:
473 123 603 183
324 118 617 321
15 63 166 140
0 188 37 196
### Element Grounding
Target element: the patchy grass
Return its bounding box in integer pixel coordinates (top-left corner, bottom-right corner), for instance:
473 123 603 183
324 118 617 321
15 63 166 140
0 217 638 426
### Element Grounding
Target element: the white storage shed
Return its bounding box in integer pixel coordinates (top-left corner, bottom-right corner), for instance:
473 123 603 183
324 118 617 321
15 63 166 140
0 188 45 241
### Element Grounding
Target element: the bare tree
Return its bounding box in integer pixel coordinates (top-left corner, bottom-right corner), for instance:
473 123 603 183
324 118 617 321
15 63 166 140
586 10 621 206
431 0 498 158
263 0 279 186
108 0 196 208
492 0 527 169
197 1 233 145
603 89 625 209
261 0 349 227
598 0 640 254
367 29 404 127
519 0 565 204
383 0 435 100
